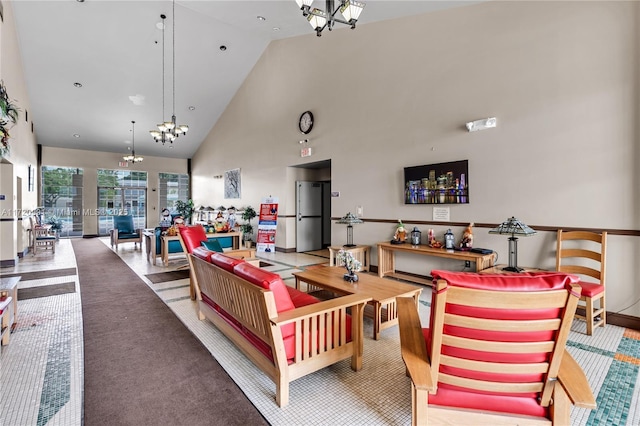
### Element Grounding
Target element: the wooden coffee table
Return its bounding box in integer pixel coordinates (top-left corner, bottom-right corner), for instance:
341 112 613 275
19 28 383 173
293 267 422 340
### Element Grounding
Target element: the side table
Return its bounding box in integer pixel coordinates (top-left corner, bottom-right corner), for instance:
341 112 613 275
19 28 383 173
328 245 371 272
480 264 547 274
0 276 20 330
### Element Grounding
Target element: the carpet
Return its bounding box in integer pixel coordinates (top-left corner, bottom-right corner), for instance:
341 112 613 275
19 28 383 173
18 282 76 300
1 267 77 281
145 269 190 283
71 238 268 426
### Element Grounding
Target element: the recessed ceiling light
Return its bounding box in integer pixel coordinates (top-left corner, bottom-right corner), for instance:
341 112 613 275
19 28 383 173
188 106 195 111
257 16 266 21
77 0 85 3
273 27 280 32
73 134 80 138
73 82 82 88
219 45 227 51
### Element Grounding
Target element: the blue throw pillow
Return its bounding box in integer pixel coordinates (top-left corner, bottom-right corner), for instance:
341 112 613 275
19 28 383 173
201 240 223 252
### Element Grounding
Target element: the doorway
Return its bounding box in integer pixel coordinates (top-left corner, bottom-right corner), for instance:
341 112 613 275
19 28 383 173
293 160 331 253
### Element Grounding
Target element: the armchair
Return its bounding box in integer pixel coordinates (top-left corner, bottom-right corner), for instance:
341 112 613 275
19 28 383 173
110 215 142 249
397 270 596 425
29 216 56 255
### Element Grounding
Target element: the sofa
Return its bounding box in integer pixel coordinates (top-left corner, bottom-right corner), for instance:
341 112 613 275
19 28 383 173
190 250 372 407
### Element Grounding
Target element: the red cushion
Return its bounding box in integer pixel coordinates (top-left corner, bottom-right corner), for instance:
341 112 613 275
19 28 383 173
578 281 604 297
178 225 208 254
233 263 296 313
287 286 320 308
192 246 214 262
210 252 245 272
431 270 580 292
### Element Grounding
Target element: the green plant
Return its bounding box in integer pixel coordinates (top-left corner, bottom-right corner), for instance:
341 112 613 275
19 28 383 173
45 216 64 234
240 206 257 240
0 80 19 157
175 199 195 223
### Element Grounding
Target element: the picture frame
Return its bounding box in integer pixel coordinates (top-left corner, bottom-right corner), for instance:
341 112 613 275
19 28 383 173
224 168 241 199
404 160 469 204
28 164 35 192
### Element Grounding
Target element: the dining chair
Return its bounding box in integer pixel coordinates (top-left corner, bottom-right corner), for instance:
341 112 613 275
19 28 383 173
556 229 607 335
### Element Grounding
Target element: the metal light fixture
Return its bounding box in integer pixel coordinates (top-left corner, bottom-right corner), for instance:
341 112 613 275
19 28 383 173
123 121 143 163
336 212 363 247
150 2 188 145
466 117 497 132
489 216 536 272
295 0 366 37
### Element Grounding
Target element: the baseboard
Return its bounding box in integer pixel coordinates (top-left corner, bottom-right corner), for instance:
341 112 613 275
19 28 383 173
607 312 640 331
83 234 99 238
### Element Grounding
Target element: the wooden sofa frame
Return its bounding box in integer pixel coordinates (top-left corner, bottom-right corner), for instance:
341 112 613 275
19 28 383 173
191 255 371 407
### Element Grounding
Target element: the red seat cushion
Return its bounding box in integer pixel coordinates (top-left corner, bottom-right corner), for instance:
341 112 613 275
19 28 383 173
210 252 245 272
178 225 208 254
578 281 604 297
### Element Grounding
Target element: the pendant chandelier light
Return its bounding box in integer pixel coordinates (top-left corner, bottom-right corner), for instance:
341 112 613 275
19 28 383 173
295 0 365 37
150 1 188 145
123 120 143 163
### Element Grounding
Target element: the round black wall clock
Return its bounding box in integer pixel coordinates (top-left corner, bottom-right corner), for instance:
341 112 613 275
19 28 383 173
298 111 314 134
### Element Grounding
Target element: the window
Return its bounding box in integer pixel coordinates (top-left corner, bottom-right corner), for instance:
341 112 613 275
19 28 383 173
41 166 83 237
159 173 189 213
97 169 147 235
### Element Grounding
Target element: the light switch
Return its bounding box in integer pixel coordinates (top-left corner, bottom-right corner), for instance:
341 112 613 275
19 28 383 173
356 206 363 216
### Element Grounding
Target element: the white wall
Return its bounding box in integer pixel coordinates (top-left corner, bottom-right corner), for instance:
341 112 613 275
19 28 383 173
192 1 640 316
0 0 39 264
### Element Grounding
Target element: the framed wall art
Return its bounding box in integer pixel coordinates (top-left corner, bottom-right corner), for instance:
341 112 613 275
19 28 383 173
404 160 469 204
224 168 241 199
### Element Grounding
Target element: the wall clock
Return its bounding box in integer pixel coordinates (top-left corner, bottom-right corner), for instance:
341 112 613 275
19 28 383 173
298 111 314 134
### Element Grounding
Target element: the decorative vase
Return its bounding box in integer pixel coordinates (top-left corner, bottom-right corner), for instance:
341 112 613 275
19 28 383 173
343 270 359 283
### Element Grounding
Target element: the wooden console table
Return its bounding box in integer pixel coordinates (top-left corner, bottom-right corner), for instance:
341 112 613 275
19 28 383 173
328 245 371 272
377 242 496 286
161 231 242 266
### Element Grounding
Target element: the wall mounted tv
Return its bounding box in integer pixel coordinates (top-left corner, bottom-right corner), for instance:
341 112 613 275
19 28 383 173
404 160 469 204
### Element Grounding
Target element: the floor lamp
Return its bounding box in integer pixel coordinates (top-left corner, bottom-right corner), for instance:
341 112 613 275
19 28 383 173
489 216 536 272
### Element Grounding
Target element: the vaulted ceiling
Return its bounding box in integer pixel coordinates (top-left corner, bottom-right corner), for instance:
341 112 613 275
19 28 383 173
12 1 476 159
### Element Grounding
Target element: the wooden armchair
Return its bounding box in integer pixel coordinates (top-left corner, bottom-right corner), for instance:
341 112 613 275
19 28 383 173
109 215 142 249
397 270 596 426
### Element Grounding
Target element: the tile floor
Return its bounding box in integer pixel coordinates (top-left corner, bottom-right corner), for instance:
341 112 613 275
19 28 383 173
1 238 639 426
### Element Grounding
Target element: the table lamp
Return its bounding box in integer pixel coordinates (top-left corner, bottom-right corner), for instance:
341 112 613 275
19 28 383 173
336 212 364 248
489 216 536 272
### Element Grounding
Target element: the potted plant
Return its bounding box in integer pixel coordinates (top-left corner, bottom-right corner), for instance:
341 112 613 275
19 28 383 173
0 80 20 157
174 199 195 224
45 215 64 239
240 206 257 248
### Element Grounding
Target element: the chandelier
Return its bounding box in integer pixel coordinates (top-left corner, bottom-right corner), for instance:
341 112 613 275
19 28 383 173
295 0 366 37
123 121 143 163
150 1 188 145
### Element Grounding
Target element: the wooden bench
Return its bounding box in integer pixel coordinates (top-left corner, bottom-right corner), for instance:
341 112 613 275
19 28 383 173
191 254 371 407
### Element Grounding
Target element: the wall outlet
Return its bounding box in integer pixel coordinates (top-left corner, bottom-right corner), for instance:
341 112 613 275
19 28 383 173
465 261 471 268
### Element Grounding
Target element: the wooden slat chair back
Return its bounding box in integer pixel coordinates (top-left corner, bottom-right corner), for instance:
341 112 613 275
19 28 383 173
29 216 55 255
556 229 607 335
398 270 596 425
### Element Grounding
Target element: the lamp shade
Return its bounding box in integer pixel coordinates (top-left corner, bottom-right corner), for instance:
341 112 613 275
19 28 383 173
307 8 327 30
295 0 314 8
340 0 365 22
335 212 363 225
489 216 536 237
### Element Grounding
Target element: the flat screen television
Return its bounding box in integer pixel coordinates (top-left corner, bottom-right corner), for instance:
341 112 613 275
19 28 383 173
404 160 469 204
